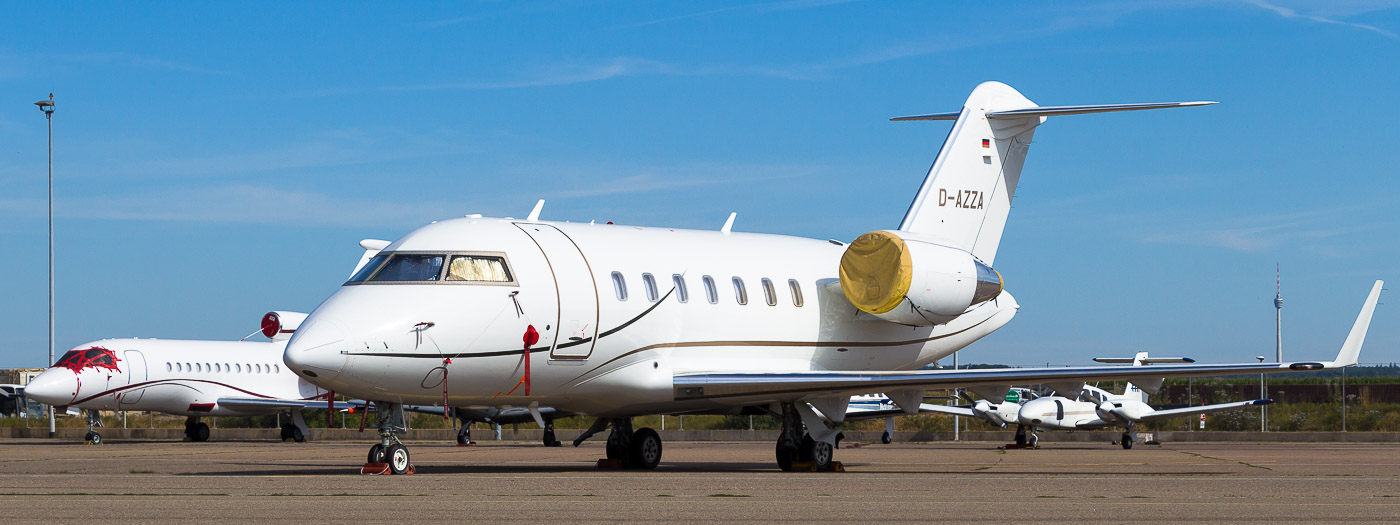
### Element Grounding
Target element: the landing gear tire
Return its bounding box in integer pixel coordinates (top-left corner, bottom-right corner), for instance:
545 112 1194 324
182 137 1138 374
881 431 893 445
290 426 305 443
798 434 816 462
456 433 470 445
803 435 834 471
775 442 798 472
629 428 663 470
1027 432 1038 448
1121 433 1133 450
191 422 210 442
368 443 386 463
386 444 410 475
543 428 562 447
85 431 102 445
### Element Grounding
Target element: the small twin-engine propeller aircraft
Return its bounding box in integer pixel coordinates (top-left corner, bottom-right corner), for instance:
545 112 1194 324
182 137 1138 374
24 311 355 444
282 82 1383 473
915 352 1286 448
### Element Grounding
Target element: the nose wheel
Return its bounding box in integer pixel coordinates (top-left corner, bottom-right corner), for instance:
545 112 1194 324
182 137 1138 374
362 402 414 475
83 410 103 445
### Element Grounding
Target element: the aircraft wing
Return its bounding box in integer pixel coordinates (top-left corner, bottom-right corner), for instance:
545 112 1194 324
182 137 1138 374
1135 399 1273 423
676 281 1381 405
843 403 976 421
216 397 362 411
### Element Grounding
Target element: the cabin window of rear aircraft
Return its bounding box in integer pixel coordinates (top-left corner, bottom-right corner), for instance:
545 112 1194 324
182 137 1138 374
672 274 688 303
788 279 804 307
733 277 748 305
642 273 659 302
702 276 718 304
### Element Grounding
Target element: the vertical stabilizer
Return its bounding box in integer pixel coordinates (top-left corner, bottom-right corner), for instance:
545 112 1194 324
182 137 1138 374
895 82 1215 265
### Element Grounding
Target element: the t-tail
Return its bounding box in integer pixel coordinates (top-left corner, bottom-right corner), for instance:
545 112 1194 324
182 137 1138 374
894 82 1216 265
1093 351 1195 404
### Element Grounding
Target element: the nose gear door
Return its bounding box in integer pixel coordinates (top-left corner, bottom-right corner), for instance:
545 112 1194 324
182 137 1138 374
514 223 600 359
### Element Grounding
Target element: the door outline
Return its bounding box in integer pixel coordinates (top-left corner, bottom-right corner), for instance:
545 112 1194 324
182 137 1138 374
514 223 600 359
121 349 148 405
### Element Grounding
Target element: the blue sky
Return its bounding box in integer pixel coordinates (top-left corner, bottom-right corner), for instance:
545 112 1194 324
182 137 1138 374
1 1 1396 369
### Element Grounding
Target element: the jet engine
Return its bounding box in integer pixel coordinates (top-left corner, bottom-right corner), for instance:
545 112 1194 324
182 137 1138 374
260 311 308 341
838 230 1003 326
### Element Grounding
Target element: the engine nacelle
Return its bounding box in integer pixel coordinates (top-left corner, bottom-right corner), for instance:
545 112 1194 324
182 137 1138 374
838 230 1003 326
260 311 308 341
972 400 1009 428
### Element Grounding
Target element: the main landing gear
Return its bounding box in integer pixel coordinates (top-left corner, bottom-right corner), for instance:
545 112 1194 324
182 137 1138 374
1120 424 1137 450
1012 425 1039 449
364 403 413 475
83 409 103 445
573 417 662 469
775 402 840 471
279 409 308 443
183 416 210 442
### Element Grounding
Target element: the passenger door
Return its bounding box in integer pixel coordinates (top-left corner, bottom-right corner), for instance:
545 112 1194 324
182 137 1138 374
120 349 148 405
514 223 600 359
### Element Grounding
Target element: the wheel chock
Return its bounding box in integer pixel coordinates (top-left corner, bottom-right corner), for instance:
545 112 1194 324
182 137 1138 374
456 443 477 447
361 463 415 475
786 461 844 472
828 461 845 472
596 458 624 469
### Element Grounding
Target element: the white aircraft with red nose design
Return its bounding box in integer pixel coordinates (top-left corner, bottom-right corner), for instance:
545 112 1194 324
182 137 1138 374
283 82 1383 473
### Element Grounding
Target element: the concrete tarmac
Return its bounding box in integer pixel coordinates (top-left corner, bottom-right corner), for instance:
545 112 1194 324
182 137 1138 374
0 438 1396 523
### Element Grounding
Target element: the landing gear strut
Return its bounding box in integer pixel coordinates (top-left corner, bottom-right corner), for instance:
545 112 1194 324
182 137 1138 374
456 417 474 446
365 403 412 474
83 409 103 445
184 416 210 442
542 418 562 447
278 409 308 442
775 402 802 471
774 402 839 471
1120 424 1137 450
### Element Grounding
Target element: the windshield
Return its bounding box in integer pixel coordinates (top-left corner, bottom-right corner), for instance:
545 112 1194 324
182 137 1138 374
53 347 121 372
368 254 445 282
446 255 512 282
347 254 388 283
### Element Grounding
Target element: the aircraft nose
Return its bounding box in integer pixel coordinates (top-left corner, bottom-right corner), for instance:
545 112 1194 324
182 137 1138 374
283 317 349 382
25 368 78 405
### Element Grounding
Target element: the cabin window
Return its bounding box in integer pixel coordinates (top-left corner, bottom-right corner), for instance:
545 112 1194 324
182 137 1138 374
166 362 172 372
642 273 659 302
611 272 628 301
761 278 777 306
788 279 804 307
347 254 388 282
368 253 444 282
255 364 263 374
445 255 512 282
732 277 748 305
184 363 191 373
273 364 280 374
702 275 718 304
672 274 689 303
235 363 242 373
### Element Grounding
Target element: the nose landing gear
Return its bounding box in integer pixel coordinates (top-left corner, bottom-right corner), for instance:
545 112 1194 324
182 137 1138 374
83 409 103 445
362 403 414 475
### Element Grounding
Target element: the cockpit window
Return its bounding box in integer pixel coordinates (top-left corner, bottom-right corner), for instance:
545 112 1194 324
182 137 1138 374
368 254 445 282
53 347 121 372
347 254 389 283
446 255 512 282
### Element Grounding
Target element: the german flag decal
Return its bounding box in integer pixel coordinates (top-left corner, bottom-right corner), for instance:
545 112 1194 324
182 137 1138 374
981 139 990 148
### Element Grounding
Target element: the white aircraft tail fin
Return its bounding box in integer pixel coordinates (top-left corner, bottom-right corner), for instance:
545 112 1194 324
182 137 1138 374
895 82 1216 265
1327 280 1384 368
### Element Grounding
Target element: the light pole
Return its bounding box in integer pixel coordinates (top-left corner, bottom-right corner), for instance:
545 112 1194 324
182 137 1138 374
1256 355 1266 432
34 94 55 439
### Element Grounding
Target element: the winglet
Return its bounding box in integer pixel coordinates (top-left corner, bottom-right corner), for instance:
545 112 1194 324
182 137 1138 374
1327 280 1383 368
526 199 545 222
720 212 736 234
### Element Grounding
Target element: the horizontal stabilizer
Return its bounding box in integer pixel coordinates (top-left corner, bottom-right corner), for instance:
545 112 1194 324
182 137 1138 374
889 111 961 121
985 101 1216 119
1093 357 1195 364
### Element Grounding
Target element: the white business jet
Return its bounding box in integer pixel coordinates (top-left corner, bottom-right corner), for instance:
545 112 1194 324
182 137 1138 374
282 81 1383 473
23 311 346 444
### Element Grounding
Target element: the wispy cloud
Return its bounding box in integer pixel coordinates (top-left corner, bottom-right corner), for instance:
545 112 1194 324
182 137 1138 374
1141 211 1358 252
1242 0 1398 37
619 0 866 29
104 128 450 179
32 50 228 75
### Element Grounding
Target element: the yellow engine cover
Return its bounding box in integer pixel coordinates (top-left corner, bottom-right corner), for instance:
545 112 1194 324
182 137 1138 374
838 231 913 314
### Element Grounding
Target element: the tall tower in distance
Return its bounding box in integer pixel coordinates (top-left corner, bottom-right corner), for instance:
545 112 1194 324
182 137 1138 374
1275 264 1283 362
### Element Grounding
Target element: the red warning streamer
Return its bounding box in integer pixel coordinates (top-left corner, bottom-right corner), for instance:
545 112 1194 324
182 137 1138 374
504 325 540 396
